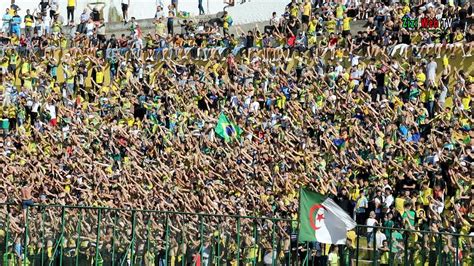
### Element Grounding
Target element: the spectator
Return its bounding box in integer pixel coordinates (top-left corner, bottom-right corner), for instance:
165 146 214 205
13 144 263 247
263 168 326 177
77 8 89 34
328 246 339 266
355 191 369 226
10 10 21 37
122 0 130 23
24 9 34 39
0 2 471 265
2 8 11 34
49 0 59 20
67 0 76 22
198 0 205 15
154 5 164 20
38 0 49 14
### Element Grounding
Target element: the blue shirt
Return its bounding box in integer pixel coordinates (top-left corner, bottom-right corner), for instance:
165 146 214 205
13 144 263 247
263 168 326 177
11 15 21 27
2 14 11 26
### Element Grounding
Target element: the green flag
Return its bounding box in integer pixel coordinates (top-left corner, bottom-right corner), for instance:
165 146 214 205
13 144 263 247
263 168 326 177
215 113 242 142
298 188 356 244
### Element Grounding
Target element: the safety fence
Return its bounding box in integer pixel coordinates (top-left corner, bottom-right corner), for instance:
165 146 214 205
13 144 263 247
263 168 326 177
0 204 472 265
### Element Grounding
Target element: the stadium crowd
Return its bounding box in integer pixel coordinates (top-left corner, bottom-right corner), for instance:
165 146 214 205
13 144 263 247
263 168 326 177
0 0 473 265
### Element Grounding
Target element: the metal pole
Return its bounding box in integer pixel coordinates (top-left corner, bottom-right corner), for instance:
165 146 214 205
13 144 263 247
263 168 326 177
388 229 393 266
421 231 426 266
436 234 442 266
236 217 241 265
272 221 277 266
356 226 360 266
23 207 29 266
338 244 344 266
200 215 204 265
111 211 119 266
59 207 66 266
305 242 309 266
296 241 299 266
288 233 291 266
164 213 170 266
403 231 409 266
181 222 185 266
130 211 137 265
217 222 221 266
373 228 377 266
454 235 459 266
75 210 83 266
41 207 46 266
252 221 257 266
5 206 10 255
146 216 151 255
94 209 102 266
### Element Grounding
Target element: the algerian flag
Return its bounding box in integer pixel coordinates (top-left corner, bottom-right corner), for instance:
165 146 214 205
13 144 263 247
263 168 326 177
298 188 356 244
215 113 242 142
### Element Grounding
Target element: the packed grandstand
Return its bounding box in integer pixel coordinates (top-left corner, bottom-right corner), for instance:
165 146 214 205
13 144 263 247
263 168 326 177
0 0 472 265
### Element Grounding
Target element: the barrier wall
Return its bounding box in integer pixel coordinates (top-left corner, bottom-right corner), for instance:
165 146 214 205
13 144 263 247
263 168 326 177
0 204 472 266
1 0 287 25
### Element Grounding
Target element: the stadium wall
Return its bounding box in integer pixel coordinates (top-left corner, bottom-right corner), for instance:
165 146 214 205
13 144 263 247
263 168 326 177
3 0 287 26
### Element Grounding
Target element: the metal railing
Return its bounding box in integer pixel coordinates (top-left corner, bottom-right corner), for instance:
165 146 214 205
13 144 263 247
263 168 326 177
0 203 472 266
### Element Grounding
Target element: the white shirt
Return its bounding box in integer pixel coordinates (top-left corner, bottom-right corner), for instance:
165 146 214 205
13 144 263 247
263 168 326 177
46 104 57 119
385 194 394 208
250 101 260 113
366 218 377 232
244 96 252 109
263 251 276 265
50 2 59 12
80 12 90 23
86 22 95 36
36 22 45 36
376 231 386 248
230 95 238 107
351 69 363 86
351 55 360 67
97 23 106 35
134 38 143 49
426 61 437 81
335 65 343 76
270 16 279 26
32 102 40 112
374 196 384 207
43 15 51 27
155 10 165 19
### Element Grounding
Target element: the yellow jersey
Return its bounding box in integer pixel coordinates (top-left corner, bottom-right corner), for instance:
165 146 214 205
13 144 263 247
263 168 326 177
24 16 34 27
303 3 311 16
308 20 317 33
326 20 336 33
343 17 351 31
336 5 345 19
290 6 299 17
96 70 104 84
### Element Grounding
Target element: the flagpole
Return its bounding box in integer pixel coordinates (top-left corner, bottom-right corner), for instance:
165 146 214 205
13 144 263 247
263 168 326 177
296 187 303 263
296 187 303 238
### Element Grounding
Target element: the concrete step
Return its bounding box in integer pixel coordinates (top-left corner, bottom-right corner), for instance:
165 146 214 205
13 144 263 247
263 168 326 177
352 258 377 266
105 16 369 37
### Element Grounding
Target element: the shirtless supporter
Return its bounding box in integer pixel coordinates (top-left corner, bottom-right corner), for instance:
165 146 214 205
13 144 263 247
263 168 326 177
0 0 472 265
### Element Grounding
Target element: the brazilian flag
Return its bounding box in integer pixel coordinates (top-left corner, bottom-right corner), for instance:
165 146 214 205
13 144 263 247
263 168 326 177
215 113 242 142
